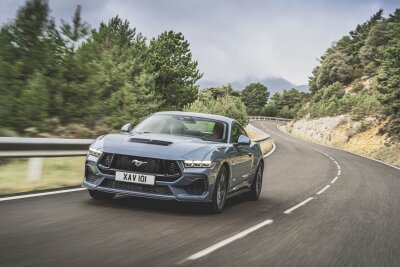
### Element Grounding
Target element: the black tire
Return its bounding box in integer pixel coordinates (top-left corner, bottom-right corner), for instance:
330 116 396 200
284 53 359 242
88 189 115 200
209 166 228 214
247 162 263 201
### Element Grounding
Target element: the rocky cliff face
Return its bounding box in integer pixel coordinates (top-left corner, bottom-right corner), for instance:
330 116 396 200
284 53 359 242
285 115 400 167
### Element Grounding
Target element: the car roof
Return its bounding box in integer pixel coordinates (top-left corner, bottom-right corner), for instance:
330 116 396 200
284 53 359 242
154 111 235 124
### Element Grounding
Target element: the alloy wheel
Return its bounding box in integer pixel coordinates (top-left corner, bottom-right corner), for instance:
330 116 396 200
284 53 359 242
216 170 227 209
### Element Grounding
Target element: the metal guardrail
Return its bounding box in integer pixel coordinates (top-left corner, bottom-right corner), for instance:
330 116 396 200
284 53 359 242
0 137 94 158
248 116 292 122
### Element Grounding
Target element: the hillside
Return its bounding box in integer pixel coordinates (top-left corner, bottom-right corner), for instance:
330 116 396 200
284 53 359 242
302 9 400 135
283 8 400 166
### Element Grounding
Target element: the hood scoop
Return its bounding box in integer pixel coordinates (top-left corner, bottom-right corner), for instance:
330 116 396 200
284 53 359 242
129 137 173 146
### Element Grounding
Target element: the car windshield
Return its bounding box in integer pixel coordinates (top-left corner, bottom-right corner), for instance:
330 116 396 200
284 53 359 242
133 114 228 143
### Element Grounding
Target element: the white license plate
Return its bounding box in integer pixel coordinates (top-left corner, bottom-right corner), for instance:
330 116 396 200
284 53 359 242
115 171 155 185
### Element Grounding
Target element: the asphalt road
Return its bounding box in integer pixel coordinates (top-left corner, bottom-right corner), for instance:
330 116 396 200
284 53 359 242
1 120 400 266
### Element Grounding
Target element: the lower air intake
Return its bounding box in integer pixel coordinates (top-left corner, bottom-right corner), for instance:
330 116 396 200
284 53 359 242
184 179 206 195
100 179 173 195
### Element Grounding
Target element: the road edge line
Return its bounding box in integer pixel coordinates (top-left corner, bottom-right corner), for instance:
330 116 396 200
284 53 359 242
0 188 86 202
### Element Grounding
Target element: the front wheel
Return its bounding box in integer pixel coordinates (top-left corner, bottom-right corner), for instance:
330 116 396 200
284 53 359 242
209 166 228 214
88 189 115 200
247 162 263 201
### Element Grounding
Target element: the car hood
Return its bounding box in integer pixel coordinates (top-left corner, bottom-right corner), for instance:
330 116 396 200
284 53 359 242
93 133 222 160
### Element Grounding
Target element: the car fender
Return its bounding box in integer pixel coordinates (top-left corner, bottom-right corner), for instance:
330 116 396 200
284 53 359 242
201 146 231 185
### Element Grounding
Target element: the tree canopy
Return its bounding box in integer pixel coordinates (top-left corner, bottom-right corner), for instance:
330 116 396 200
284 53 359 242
241 83 270 115
185 86 248 126
0 0 203 135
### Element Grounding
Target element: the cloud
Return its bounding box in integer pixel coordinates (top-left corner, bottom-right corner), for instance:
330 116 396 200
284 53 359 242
0 0 398 86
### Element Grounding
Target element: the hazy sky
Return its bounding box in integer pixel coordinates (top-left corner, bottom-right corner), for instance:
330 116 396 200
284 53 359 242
0 0 398 86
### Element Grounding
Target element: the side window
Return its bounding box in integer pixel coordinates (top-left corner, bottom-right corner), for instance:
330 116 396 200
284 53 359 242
231 123 247 143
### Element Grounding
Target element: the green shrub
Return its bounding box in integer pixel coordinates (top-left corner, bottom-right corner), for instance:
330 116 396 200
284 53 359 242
351 94 382 120
0 128 18 137
352 81 364 93
184 94 248 126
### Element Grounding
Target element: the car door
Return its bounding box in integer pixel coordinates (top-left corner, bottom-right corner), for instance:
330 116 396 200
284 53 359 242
228 122 254 190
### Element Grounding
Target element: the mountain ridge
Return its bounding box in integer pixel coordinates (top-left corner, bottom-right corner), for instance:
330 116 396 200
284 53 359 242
198 77 309 95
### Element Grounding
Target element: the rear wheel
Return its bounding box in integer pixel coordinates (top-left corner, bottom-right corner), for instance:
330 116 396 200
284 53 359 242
247 162 263 201
209 166 228 214
88 189 115 200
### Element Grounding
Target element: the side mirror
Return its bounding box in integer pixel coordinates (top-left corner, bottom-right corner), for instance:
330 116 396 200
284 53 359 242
236 135 251 146
121 123 132 133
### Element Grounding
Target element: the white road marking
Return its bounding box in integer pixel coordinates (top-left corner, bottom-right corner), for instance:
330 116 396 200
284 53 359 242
331 176 339 184
283 197 314 214
337 169 341 176
183 219 274 262
316 185 330 195
0 188 86 202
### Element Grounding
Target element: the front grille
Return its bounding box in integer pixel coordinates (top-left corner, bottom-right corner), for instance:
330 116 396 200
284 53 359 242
100 179 173 195
98 153 181 179
184 179 206 195
112 155 164 174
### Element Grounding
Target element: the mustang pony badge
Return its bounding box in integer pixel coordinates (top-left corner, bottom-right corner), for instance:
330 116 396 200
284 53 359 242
132 159 147 167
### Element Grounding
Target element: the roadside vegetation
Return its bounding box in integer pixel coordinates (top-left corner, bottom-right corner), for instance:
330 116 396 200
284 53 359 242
184 85 248 126
303 9 400 140
285 9 400 167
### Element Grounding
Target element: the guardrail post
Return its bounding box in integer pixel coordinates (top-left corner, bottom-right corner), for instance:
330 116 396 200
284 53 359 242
27 158 44 182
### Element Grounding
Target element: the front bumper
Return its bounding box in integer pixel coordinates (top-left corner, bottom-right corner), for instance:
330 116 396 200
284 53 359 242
82 158 219 202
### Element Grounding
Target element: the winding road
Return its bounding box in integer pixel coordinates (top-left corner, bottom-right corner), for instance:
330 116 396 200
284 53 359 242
1 120 400 266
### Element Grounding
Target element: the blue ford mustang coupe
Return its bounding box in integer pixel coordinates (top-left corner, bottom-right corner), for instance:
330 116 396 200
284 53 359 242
83 111 264 213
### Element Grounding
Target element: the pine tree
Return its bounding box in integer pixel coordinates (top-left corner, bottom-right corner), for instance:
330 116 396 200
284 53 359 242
147 31 203 110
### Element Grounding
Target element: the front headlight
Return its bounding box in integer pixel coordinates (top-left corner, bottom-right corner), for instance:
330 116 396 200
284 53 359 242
183 160 215 168
89 147 103 157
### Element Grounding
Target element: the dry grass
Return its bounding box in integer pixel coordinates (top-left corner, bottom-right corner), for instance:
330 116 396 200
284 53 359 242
0 157 85 195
